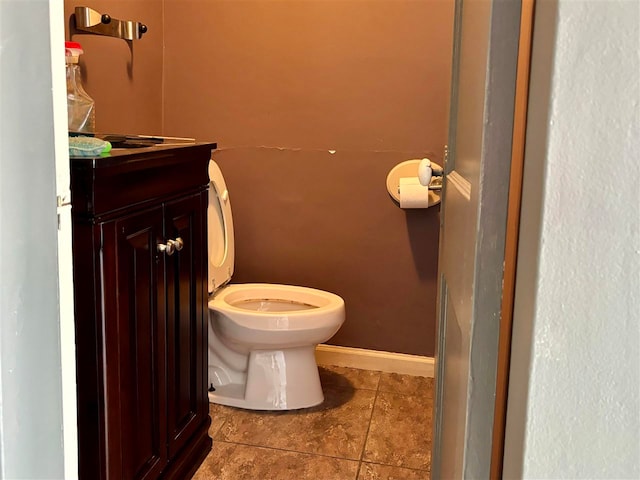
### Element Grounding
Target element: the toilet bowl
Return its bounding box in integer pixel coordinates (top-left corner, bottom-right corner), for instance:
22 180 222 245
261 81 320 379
207 160 345 410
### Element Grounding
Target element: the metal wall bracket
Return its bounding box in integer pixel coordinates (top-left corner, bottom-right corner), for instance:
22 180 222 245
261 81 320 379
72 6 147 41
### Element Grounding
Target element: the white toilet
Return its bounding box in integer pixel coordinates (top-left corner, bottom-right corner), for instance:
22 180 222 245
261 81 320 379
207 160 345 410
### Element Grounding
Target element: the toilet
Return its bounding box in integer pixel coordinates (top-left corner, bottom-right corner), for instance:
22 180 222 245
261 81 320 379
207 160 345 410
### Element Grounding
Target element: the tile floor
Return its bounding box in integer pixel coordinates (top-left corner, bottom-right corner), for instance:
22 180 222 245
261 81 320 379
193 365 434 480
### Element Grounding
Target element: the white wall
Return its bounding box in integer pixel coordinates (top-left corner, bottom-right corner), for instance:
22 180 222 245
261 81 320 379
504 0 640 478
0 1 66 478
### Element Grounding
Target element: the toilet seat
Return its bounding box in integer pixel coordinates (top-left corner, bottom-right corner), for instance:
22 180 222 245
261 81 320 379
210 283 344 331
208 160 235 293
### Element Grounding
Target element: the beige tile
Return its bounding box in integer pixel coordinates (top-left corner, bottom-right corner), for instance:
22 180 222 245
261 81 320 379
358 462 430 480
363 391 432 470
208 402 236 438
377 373 434 398
319 365 381 391
215 386 376 459
193 441 359 480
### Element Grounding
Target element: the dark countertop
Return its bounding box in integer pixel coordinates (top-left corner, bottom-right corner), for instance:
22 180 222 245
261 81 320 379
70 141 217 169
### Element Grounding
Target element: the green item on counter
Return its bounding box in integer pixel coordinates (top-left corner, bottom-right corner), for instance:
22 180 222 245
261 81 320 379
69 136 111 157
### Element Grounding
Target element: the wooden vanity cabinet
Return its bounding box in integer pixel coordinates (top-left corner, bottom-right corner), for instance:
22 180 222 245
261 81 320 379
70 143 215 480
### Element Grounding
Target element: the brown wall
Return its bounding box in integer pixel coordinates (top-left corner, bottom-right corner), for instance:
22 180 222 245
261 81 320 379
209 147 442 355
162 0 453 153
64 0 454 356
163 0 454 356
64 1 163 134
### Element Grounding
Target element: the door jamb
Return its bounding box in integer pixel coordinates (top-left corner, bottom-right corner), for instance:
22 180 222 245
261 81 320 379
489 0 536 477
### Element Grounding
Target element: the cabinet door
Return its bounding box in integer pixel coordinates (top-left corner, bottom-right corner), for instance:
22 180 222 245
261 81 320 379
164 192 208 458
102 206 168 480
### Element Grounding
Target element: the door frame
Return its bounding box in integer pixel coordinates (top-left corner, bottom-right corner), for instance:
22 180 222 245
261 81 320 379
50 1 80 477
489 0 536 476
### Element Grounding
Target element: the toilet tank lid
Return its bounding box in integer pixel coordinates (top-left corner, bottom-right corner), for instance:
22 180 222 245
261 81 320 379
208 159 235 293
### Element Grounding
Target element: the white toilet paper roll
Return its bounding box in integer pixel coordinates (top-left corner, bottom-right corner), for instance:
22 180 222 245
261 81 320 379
399 177 430 208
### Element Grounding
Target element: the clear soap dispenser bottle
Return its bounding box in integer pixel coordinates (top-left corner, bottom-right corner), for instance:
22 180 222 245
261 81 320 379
65 41 95 133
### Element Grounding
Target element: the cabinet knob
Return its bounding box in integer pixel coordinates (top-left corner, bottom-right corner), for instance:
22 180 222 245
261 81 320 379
170 237 184 252
157 241 175 256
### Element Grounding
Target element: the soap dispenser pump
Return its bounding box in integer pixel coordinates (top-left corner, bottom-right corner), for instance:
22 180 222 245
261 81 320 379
65 41 95 133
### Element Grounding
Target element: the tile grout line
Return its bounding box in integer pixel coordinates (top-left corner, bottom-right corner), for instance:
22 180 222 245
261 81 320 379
211 438 363 463
209 416 227 441
354 372 383 479
362 459 431 474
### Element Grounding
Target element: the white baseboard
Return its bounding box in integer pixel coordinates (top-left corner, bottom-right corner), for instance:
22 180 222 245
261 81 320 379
315 344 434 378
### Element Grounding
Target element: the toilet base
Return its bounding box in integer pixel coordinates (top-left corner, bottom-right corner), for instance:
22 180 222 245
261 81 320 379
208 345 324 410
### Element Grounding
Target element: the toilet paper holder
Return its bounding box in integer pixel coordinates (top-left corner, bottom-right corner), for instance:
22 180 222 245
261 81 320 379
427 177 443 191
386 158 443 208
417 158 444 189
